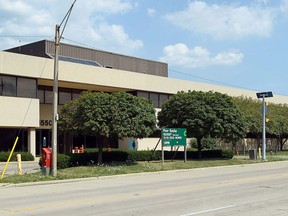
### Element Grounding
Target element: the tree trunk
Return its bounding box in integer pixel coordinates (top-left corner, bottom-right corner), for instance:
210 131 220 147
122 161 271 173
196 137 202 159
97 142 103 164
280 138 287 151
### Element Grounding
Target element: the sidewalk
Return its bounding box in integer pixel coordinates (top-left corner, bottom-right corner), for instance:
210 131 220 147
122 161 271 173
0 158 41 177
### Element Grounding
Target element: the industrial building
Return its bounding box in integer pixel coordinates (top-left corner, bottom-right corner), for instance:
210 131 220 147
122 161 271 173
1 40 287 157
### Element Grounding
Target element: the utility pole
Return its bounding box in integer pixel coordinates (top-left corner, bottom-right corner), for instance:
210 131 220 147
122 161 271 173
51 24 60 177
51 0 76 177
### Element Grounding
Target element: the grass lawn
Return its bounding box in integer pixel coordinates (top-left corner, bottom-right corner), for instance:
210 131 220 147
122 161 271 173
0 157 268 184
2 150 288 184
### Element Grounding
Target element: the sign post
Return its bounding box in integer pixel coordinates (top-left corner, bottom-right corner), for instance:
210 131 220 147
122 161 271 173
256 91 273 161
161 128 187 164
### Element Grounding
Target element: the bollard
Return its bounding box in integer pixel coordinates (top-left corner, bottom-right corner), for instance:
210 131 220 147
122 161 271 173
16 154 22 176
258 148 262 160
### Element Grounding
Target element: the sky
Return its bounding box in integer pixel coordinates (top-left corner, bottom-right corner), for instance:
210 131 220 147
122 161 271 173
1 0 288 96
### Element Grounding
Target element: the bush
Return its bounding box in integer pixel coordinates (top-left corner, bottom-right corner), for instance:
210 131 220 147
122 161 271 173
70 152 97 166
127 150 151 161
189 137 217 150
37 149 233 169
221 150 234 159
0 152 34 162
57 154 71 169
201 137 217 150
163 149 233 160
39 154 71 169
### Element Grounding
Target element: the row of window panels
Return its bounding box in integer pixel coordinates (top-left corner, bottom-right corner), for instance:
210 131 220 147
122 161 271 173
0 75 37 98
0 75 171 108
40 88 172 108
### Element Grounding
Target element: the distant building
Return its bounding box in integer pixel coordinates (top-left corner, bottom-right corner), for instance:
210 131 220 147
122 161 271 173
1 40 287 157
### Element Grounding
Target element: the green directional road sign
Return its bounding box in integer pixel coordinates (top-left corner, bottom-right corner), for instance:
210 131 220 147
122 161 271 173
161 128 187 147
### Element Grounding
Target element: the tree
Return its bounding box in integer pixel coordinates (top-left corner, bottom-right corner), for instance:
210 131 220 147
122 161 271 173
269 103 288 151
111 92 157 139
157 91 247 158
233 96 262 148
58 91 156 163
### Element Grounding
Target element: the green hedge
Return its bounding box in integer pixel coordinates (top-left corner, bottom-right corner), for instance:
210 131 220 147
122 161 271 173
0 152 34 162
37 149 233 169
165 149 233 159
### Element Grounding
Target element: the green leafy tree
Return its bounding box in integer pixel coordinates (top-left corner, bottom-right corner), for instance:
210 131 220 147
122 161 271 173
233 96 262 147
158 91 247 158
269 103 288 151
59 91 156 163
111 92 157 139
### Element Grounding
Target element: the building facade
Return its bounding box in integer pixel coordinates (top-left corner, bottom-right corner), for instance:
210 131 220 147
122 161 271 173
1 40 287 157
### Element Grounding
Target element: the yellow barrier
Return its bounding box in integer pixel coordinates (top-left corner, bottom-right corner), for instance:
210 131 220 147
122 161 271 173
1 136 19 180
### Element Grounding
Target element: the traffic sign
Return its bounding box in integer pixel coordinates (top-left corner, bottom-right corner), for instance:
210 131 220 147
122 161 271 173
256 91 273 98
161 128 187 147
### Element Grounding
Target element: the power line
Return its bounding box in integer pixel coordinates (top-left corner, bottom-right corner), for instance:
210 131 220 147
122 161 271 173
169 68 288 96
0 35 52 38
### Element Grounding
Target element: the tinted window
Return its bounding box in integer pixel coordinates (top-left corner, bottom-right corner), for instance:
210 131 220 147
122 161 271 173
149 93 159 108
159 94 169 107
2 76 16 96
59 88 71 105
38 87 45 103
137 91 149 99
17 77 37 98
72 89 82 100
45 87 53 104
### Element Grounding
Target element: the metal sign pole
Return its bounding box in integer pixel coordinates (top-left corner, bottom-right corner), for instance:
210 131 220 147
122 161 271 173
256 91 273 161
262 96 266 161
162 143 164 165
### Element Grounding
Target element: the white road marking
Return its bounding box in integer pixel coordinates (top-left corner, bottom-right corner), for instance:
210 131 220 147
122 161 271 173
179 205 235 216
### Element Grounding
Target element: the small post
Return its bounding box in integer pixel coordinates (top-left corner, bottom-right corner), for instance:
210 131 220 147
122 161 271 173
184 146 187 162
16 154 22 176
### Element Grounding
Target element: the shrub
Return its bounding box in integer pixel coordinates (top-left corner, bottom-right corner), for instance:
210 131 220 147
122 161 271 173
57 154 71 169
103 151 128 162
221 150 234 159
201 137 217 150
128 150 152 161
39 154 71 169
70 152 96 166
0 152 34 162
189 137 217 150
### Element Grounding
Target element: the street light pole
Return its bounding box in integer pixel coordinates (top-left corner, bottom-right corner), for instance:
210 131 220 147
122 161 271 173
51 24 60 177
261 96 266 160
256 91 273 161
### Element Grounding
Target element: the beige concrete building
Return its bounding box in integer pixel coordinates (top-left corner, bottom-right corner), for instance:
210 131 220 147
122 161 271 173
1 40 287 156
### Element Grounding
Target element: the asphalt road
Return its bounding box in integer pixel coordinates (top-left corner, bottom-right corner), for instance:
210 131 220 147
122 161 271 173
1 161 288 216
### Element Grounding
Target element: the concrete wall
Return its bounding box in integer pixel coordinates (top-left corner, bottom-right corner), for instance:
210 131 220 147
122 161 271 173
1 51 287 104
0 96 39 127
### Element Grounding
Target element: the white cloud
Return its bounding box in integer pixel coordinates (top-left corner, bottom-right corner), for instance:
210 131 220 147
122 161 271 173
72 22 143 52
76 0 134 15
164 1 276 39
0 0 142 54
159 43 243 68
147 8 156 17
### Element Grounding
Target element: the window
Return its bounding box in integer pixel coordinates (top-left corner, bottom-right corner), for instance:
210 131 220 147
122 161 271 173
44 87 53 104
17 77 37 98
137 91 149 100
38 87 45 103
59 88 72 105
72 89 82 100
1 76 16 96
149 92 159 108
159 94 169 107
